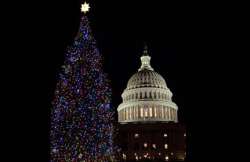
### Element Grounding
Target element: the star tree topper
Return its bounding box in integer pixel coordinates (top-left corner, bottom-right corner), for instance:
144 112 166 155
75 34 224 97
81 2 90 13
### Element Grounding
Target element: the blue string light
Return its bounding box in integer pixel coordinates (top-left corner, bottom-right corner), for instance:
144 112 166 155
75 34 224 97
50 15 116 161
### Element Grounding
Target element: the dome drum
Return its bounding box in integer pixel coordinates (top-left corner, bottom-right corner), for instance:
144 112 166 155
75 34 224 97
118 104 178 123
121 87 172 102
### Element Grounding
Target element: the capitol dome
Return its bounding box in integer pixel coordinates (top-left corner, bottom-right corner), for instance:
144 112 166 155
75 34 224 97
117 46 178 123
126 69 167 90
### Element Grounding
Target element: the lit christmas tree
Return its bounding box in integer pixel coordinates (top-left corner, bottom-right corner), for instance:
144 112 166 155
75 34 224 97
50 2 116 161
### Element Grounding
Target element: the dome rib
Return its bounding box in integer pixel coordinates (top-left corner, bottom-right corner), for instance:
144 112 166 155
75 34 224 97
126 69 167 90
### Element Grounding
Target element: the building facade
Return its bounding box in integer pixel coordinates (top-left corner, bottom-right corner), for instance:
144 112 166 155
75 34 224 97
117 46 186 161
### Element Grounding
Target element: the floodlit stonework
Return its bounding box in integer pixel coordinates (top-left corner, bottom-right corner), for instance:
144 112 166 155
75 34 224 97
117 46 178 123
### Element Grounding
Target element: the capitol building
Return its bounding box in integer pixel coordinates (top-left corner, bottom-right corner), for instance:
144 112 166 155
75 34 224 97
117 46 178 123
117 46 186 162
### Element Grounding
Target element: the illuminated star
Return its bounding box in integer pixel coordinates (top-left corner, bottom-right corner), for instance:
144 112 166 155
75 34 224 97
81 2 90 13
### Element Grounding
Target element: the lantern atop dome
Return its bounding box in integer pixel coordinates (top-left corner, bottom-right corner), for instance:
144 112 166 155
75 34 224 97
138 45 154 71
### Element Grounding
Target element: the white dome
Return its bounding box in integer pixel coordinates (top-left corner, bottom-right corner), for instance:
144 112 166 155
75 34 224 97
127 69 167 90
117 46 178 123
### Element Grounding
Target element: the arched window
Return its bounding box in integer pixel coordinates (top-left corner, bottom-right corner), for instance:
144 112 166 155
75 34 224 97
154 92 157 99
145 108 148 117
145 92 147 98
149 92 152 98
140 92 142 99
140 107 143 117
136 93 138 99
149 107 153 117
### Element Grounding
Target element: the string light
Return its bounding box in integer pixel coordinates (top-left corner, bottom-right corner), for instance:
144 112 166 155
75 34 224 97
50 14 116 161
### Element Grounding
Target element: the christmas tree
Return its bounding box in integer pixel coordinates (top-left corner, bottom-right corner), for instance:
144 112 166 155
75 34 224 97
50 3 116 162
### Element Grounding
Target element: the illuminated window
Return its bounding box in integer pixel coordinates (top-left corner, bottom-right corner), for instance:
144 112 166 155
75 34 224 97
140 107 143 117
129 108 132 119
145 108 148 117
164 133 168 137
144 143 148 148
164 144 168 149
184 133 186 137
152 144 156 149
171 152 173 155
165 156 169 161
149 107 153 117
154 107 157 117
134 133 139 138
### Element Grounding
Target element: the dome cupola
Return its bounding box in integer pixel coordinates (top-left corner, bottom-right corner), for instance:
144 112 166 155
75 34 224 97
117 45 178 123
